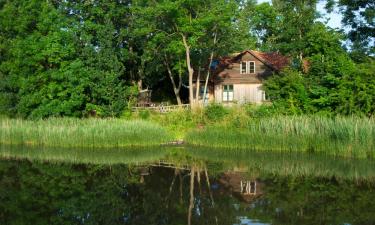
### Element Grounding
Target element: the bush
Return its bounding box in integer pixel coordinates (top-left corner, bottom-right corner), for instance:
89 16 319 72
138 110 151 120
204 103 228 121
244 104 281 118
121 109 133 120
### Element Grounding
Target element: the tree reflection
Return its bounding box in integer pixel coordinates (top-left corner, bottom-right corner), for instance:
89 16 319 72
0 158 374 225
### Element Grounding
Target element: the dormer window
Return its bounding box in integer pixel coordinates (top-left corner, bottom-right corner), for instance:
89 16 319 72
240 61 256 74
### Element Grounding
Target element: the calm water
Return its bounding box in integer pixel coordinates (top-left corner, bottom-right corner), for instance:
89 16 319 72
0 146 374 225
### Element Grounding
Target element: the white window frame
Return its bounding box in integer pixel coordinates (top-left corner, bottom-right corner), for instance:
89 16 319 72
222 84 234 102
240 61 256 74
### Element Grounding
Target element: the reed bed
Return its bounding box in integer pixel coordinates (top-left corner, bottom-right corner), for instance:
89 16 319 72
0 118 172 148
185 116 375 158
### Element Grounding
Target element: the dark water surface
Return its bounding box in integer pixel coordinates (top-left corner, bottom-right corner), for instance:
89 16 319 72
0 146 374 225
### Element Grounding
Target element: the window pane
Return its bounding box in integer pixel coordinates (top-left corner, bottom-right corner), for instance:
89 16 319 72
250 62 255 73
223 85 234 102
228 91 234 101
223 91 228 101
241 62 246 74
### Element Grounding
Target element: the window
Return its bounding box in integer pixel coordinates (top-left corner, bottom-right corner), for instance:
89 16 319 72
249 61 255 73
223 85 233 102
241 62 247 74
240 180 257 195
240 61 256 74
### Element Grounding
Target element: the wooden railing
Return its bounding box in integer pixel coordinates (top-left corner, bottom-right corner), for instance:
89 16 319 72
132 104 190 113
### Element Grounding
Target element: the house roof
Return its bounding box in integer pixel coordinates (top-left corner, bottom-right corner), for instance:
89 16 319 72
220 50 290 71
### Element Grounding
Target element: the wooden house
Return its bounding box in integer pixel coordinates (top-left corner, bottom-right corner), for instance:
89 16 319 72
217 171 264 203
195 50 289 104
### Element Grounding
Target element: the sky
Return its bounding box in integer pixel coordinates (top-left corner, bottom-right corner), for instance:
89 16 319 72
257 0 343 29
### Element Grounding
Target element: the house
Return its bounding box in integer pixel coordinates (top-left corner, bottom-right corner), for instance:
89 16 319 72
217 171 264 203
194 50 289 104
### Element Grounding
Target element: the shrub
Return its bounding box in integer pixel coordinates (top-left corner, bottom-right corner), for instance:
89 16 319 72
121 109 133 120
138 110 151 120
204 103 228 121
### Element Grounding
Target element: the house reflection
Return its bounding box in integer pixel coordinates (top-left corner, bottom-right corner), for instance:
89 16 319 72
138 166 151 183
218 171 264 203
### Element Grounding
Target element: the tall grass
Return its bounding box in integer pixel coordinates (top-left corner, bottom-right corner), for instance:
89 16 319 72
185 116 375 158
132 108 204 139
0 118 172 148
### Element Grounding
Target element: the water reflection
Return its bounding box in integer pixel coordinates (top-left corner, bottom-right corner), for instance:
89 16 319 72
0 146 374 224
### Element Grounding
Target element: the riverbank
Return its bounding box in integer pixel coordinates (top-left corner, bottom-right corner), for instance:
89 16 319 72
0 105 374 158
0 118 172 148
185 116 375 158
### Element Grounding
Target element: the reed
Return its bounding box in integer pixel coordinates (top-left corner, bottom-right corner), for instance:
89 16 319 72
185 116 375 158
0 118 172 148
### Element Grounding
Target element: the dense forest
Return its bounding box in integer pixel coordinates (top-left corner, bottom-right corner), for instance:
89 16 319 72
0 0 374 118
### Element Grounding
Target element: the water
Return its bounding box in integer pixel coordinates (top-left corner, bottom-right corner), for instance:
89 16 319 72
0 146 374 225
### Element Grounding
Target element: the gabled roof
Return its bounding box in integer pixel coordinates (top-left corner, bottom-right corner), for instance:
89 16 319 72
218 50 290 72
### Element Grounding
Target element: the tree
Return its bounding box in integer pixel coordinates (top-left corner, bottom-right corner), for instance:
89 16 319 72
272 0 321 61
133 0 238 107
0 0 136 118
327 0 375 55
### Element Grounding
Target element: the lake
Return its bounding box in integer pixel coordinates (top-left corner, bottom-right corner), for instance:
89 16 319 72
0 146 374 225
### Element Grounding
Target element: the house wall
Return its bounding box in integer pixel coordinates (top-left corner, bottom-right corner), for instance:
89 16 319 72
214 52 273 85
213 52 270 104
214 84 265 104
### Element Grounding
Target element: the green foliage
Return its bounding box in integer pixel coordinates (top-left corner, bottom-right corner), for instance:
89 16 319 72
138 110 151 120
147 109 202 139
263 68 309 114
0 0 135 118
263 22 375 116
0 0 373 119
326 0 374 54
244 104 281 118
204 103 229 121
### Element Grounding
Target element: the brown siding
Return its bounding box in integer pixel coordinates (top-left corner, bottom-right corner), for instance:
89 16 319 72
214 52 273 85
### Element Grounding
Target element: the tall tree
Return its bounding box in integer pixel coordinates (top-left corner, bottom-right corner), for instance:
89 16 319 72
327 0 374 55
133 0 238 107
0 0 136 118
272 0 320 61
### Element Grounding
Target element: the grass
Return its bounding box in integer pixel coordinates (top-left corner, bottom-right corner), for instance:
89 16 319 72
0 118 173 148
185 115 375 159
140 108 203 139
1 105 374 159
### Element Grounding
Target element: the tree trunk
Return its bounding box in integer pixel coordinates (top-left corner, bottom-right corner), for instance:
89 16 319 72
195 63 201 103
181 34 195 107
202 31 217 106
137 79 143 91
202 52 214 106
164 55 182 105
188 167 195 225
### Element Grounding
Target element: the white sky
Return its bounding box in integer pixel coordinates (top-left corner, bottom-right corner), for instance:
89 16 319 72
257 0 343 29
